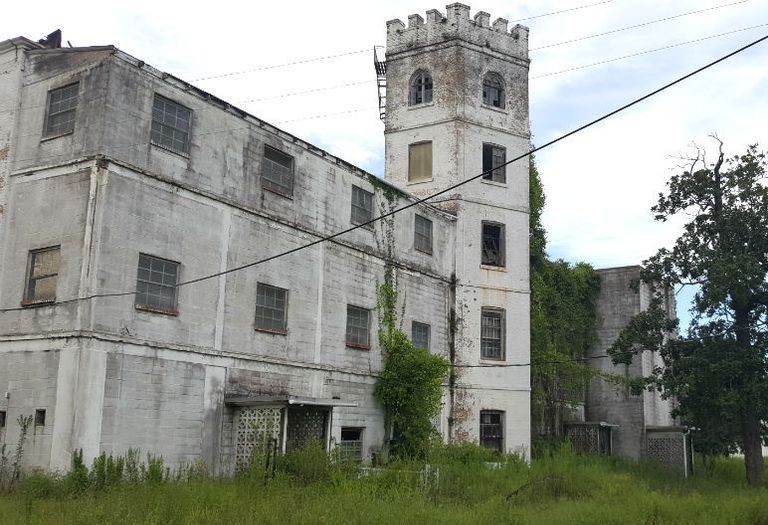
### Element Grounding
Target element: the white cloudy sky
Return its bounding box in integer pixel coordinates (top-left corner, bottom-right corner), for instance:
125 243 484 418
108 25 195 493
3 0 767 325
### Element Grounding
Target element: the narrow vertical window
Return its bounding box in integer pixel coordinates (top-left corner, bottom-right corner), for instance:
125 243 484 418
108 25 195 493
412 321 431 350
0 410 7 429
414 214 433 254
135 253 179 314
480 410 504 452
350 186 374 227
482 73 505 108
482 144 506 183
262 145 295 197
481 308 505 360
408 142 433 183
409 70 433 105
346 305 371 349
255 283 288 333
339 427 364 463
24 246 61 305
44 83 79 137
151 94 192 155
481 222 505 267
35 409 47 427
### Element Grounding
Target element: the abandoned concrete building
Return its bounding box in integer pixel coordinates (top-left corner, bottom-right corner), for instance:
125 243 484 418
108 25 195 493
0 5 533 472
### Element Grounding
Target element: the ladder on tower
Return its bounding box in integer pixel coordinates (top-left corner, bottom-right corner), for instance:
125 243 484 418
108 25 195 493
373 46 387 123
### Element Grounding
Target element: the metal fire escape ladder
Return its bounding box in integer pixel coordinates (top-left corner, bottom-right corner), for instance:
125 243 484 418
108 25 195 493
373 46 387 123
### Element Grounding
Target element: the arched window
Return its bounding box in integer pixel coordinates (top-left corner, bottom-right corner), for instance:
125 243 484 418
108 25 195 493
482 73 505 108
409 70 433 105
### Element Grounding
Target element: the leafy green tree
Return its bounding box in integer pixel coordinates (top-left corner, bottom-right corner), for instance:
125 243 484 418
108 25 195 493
610 139 768 485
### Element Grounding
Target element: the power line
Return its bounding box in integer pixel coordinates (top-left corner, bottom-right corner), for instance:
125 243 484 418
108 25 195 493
530 0 751 51
241 80 372 104
1 32 766 314
510 0 616 24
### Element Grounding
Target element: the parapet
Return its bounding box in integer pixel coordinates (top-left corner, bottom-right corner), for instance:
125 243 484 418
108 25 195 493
386 4 528 59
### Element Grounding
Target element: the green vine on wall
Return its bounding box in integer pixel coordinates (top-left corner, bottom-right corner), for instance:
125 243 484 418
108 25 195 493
373 185 450 460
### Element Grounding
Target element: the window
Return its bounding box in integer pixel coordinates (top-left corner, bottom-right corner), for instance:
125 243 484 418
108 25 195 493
482 144 506 183
24 246 60 305
481 222 505 267
480 411 503 452
409 70 433 105
482 73 505 108
151 94 192 155
255 283 288 333
0 410 6 429
35 409 46 427
339 427 364 463
408 142 432 183
350 186 374 227
135 253 179 314
262 145 294 197
412 321 431 350
481 308 505 360
414 214 433 254
346 305 370 349
44 83 79 137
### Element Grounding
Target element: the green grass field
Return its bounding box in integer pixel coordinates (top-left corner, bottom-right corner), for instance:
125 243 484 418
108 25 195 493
1 446 767 525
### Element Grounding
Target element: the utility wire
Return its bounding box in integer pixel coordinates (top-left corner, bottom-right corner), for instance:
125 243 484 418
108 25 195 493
510 0 615 23
1 32 766 314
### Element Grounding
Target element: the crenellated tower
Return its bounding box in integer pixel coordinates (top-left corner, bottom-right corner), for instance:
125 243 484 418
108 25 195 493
383 4 531 455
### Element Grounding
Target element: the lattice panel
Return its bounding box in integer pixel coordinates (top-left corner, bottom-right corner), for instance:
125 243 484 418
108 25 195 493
235 407 283 472
566 425 600 455
646 433 686 473
286 406 328 452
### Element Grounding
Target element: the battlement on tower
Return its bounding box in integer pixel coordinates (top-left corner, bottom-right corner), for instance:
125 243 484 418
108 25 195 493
386 3 528 59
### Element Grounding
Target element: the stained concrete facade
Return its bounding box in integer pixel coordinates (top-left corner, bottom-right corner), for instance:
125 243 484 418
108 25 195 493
0 4 531 472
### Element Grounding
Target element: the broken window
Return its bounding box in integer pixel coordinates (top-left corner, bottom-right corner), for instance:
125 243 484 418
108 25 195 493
409 70 433 105
24 246 60 305
255 283 288 333
35 409 46 427
135 253 179 314
482 144 506 183
44 83 79 137
480 410 504 452
350 185 374 228
408 142 432 183
262 145 294 197
482 72 505 108
481 222 505 267
414 214 433 254
346 305 370 349
151 94 192 155
339 427 364 463
481 307 505 360
412 321 431 350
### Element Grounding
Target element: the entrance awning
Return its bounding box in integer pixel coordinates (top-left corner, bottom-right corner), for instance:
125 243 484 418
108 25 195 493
224 395 358 408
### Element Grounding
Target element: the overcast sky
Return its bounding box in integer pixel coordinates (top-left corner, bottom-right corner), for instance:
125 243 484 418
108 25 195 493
3 0 767 326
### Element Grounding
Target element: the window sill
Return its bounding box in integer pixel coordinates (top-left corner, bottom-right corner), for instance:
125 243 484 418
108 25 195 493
135 304 179 316
350 221 374 232
40 131 74 142
150 141 190 159
255 327 288 336
346 343 370 351
481 104 508 114
480 357 506 363
480 264 507 272
408 101 434 110
20 299 56 308
263 186 294 200
407 178 433 185
415 247 433 256
480 178 507 188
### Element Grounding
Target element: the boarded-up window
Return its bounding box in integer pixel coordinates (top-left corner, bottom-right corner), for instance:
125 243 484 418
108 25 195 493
135 253 179 314
44 83 79 137
346 305 370 348
414 214 433 254
481 222 505 267
24 246 60 304
481 308 505 360
350 186 374 227
408 142 432 183
480 410 503 451
151 94 192 155
412 321 431 350
339 427 364 463
255 283 288 333
482 144 506 183
262 145 294 197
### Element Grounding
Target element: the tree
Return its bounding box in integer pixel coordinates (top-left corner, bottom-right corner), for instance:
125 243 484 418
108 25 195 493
610 139 768 485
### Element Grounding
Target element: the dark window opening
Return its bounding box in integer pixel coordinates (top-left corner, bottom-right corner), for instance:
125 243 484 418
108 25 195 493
350 186 374 228
151 94 192 155
412 321 431 350
414 214 433 254
135 253 179 314
35 409 46 427
24 246 60 305
0 410 6 428
262 145 294 197
482 73 505 108
480 410 503 452
482 144 506 183
481 308 505 360
339 427 364 463
346 305 370 349
44 83 79 137
255 283 288 333
409 70 433 105
481 222 505 267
